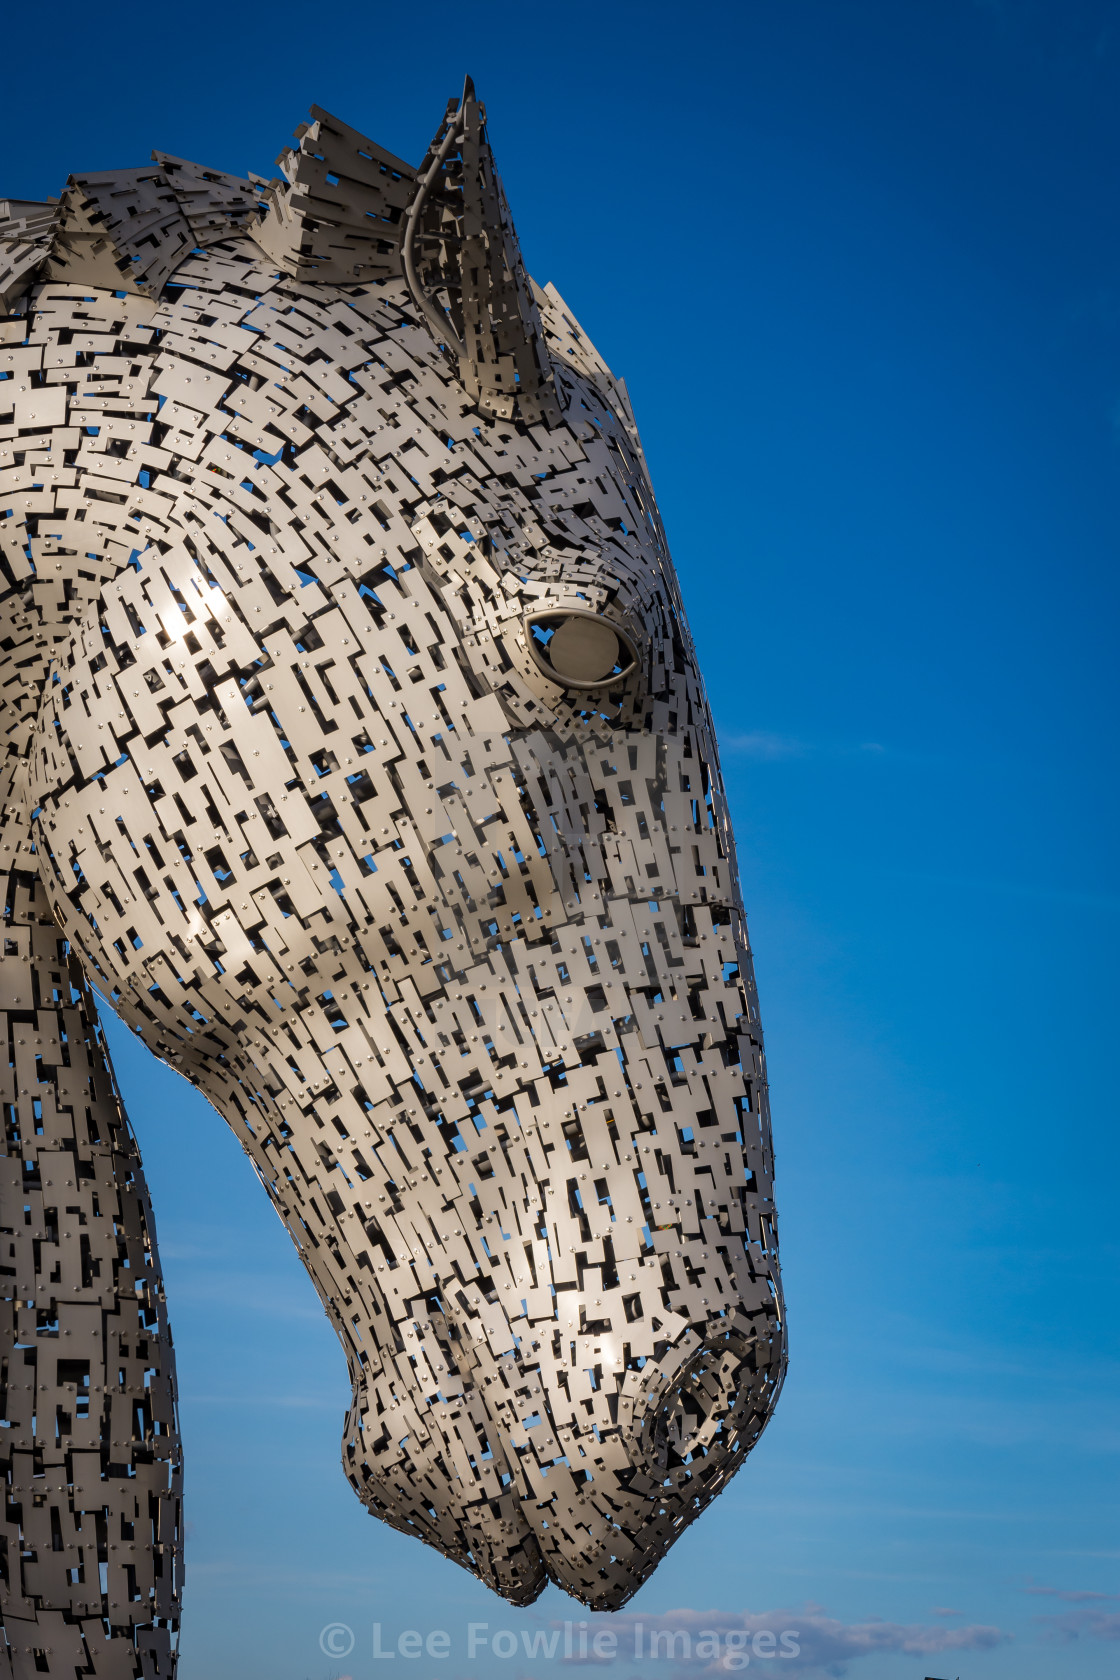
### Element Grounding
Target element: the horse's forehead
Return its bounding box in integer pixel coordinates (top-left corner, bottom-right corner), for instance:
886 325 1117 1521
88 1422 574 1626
146 248 645 566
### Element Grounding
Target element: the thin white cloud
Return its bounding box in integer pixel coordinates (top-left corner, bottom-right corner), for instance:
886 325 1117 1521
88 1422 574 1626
719 731 808 761
718 732 889 763
1025 1585 1120 1603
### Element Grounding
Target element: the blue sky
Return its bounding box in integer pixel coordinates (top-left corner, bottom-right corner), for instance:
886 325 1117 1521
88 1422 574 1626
5 2 1118 1677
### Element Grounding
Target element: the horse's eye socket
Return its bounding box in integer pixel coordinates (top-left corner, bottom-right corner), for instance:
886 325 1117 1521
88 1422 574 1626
526 612 638 688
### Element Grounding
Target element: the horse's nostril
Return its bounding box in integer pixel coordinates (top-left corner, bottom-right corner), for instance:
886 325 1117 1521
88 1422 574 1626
638 1337 753 1472
526 610 638 687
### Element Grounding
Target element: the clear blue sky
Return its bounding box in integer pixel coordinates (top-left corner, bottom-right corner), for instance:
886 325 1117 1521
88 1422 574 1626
5 3 1117 1677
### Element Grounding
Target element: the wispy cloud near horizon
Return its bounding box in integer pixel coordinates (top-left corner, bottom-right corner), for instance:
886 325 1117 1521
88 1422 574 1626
536 1605 1009 1674
1024 1585 1120 1645
1025 1585 1120 1603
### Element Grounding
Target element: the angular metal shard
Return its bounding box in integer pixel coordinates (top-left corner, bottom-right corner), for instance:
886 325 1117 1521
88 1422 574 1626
252 105 417 284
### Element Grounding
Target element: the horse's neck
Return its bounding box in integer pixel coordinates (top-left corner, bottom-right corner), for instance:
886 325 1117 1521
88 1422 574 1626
0 279 185 1666
0 754 183 1665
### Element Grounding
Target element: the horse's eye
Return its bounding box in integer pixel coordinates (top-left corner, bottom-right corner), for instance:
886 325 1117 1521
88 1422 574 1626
525 611 638 688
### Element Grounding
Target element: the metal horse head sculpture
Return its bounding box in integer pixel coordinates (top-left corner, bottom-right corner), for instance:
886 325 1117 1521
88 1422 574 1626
0 80 785 1675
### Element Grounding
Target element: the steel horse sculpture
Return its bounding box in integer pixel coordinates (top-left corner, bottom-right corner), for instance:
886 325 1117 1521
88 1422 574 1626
0 81 786 1677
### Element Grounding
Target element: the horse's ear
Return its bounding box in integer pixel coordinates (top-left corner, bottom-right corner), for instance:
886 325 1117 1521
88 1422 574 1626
402 78 560 426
